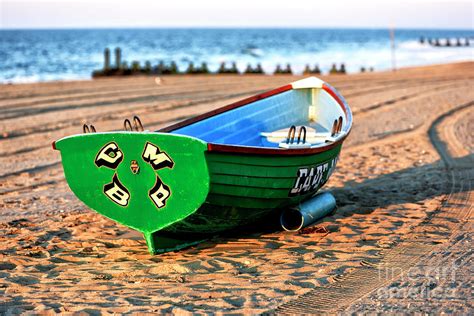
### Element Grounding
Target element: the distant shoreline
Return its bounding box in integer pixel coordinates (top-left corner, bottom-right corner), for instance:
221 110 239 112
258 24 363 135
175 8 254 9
2 28 472 83
2 26 474 31
2 61 472 86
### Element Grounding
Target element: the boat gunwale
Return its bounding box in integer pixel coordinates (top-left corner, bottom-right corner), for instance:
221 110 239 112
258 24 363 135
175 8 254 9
159 79 352 156
52 79 352 156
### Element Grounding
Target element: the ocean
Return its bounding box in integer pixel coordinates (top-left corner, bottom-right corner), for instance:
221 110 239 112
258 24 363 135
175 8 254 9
0 28 472 83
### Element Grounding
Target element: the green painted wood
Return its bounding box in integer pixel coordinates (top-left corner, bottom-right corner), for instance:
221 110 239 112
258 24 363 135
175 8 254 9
206 146 340 166
210 184 292 198
207 146 340 193
56 132 343 254
209 162 305 177
145 231 206 254
211 174 295 189
159 204 275 233
207 145 341 178
206 192 312 209
55 132 210 240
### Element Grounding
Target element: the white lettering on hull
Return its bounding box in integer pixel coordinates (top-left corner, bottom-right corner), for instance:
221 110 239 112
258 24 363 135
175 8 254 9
289 156 338 196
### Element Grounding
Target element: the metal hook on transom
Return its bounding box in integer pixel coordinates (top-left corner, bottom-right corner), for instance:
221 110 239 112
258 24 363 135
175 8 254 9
286 125 296 144
83 124 97 133
133 116 144 131
124 119 133 131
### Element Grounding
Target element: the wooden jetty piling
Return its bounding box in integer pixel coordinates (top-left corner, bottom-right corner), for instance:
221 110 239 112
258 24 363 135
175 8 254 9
115 47 122 70
170 62 178 74
338 63 346 74
92 47 357 77
423 37 471 47
274 64 282 74
144 61 152 74
244 63 264 74
303 64 311 75
186 62 195 74
104 48 111 71
185 62 211 74
230 62 238 74
304 64 321 75
131 61 140 73
312 64 321 74
245 64 254 74
217 62 239 74
201 62 209 74
273 64 292 75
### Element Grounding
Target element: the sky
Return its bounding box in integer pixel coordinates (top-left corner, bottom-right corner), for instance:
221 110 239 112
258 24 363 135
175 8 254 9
0 0 472 29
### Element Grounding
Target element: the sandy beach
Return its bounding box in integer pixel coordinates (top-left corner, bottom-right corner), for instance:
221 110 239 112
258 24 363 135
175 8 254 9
0 62 473 313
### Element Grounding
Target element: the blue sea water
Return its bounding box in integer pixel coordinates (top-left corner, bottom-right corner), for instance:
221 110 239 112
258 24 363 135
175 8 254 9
0 28 473 83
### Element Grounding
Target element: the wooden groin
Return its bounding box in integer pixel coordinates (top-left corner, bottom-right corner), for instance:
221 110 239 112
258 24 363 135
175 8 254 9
92 47 377 77
420 36 472 47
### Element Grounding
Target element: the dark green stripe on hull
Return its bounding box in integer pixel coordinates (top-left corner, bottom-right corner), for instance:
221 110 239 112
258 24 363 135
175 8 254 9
156 144 342 237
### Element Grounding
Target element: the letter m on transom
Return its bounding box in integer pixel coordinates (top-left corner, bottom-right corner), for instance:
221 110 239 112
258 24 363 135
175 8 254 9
142 142 174 170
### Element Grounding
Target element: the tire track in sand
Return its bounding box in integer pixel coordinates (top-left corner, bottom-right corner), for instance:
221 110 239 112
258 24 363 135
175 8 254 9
275 100 473 313
345 103 473 312
0 90 261 141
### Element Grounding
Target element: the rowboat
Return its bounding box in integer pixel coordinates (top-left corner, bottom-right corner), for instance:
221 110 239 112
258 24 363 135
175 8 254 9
53 77 352 254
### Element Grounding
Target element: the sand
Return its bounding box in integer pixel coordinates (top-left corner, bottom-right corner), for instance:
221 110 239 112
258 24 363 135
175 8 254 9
1 62 473 314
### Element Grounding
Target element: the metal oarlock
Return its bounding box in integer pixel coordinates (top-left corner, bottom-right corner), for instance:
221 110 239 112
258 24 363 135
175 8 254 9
337 116 343 133
282 125 307 147
331 120 338 136
133 116 144 131
297 126 306 144
286 125 296 144
124 116 144 132
124 119 133 131
83 124 97 133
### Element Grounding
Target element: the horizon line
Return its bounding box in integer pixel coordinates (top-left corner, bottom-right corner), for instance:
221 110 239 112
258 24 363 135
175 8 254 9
1 25 473 31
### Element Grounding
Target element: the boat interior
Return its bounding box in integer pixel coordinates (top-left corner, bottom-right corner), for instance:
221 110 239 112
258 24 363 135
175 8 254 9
170 87 349 149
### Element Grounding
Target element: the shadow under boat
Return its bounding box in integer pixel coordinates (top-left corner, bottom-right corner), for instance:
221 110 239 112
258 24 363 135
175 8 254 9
152 153 473 254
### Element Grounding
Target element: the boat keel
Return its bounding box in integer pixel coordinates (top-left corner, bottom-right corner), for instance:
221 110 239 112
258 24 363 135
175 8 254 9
144 231 208 254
